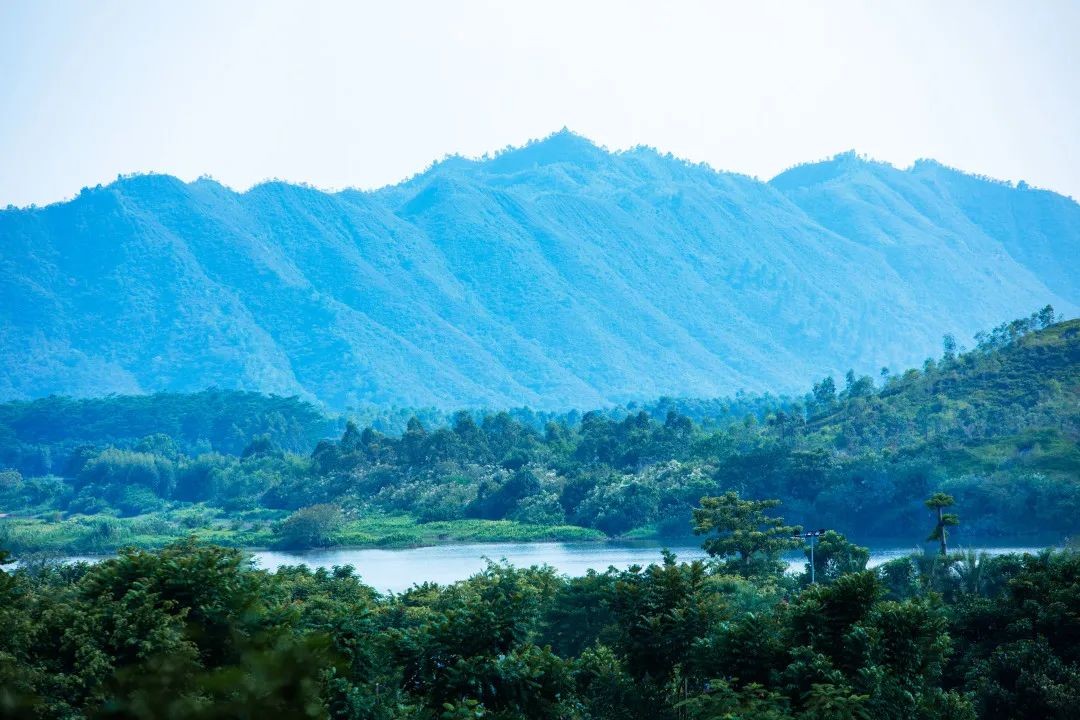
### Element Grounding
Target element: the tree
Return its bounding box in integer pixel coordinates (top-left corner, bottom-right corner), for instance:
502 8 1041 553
277 503 344 549
1036 304 1056 329
801 530 869 586
942 334 958 362
400 416 428 464
241 433 280 460
398 563 572 719
844 370 857 394
339 420 363 454
692 492 802 577
925 493 959 556
811 376 837 416
678 680 791 720
802 683 871 720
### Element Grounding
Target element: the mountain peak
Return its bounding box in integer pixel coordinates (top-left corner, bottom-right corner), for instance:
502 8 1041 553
111 172 189 193
769 151 901 191
483 129 607 174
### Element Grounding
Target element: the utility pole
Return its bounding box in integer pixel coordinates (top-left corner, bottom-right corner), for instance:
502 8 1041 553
794 529 828 584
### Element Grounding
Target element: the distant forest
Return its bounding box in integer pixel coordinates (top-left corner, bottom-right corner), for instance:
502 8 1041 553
1 308 1077 553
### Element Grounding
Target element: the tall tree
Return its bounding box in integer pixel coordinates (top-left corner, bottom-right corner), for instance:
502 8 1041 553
692 492 802 577
925 493 959 556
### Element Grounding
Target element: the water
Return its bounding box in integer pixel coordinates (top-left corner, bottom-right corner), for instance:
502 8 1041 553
13 542 1049 594
253 542 710 592
251 542 1045 593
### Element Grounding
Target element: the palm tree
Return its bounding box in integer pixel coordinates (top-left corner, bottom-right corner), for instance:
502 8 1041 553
951 548 989 596
925 492 959 556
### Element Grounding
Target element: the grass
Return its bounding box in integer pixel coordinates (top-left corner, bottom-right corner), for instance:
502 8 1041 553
0 513 275 555
620 523 665 540
0 505 606 557
337 517 605 547
931 429 1080 477
616 522 699 543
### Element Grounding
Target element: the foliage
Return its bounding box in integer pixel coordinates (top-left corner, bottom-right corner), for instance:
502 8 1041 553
1 536 1076 718
277 504 346 549
692 492 802 578
2 313 1078 555
926 493 960 556
799 531 870 586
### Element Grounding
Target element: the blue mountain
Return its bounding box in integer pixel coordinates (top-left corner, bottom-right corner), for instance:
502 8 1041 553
1 131 1076 409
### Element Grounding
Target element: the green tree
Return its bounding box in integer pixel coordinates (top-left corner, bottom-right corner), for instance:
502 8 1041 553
277 504 344 549
802 683 871 720
678 680 792 720
241 433 280 460
942 334 958 362
397 563 571 719
692 492 802 577
1036 304 1056 328
925 493 959 556
811 376 837 416
802 531 870 586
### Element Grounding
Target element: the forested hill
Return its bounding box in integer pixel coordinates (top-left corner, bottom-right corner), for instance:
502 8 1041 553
2 313 1076 548
2 131 1078 408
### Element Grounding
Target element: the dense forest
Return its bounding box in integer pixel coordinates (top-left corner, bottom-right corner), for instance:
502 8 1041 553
1 309 1076 554
3 525 1078 718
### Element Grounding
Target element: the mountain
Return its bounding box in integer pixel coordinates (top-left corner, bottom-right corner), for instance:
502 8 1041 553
1 131 1077 409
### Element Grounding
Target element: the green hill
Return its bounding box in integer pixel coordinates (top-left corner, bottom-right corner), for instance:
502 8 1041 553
1 312 1075 551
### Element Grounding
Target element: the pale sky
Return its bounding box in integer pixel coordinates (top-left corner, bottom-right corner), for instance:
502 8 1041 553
2 0 1078 207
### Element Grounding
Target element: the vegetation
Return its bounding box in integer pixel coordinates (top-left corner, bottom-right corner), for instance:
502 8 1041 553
692 492 802 577
0 510 603 556
0 389 336 474
2 499 1078 719
0 304 1074 716
926 493 960 556
1 310 1077 552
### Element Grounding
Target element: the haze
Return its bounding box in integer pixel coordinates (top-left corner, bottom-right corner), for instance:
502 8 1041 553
1 0 1079 207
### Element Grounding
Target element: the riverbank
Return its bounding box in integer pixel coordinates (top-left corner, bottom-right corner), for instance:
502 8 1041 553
2 505 1067 560
0 508 608 557
9 538 1058 594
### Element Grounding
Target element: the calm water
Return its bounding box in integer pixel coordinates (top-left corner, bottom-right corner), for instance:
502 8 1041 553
16 542 1047 594
249 542 1045 593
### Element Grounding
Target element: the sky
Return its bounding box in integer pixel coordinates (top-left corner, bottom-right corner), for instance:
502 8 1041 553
1 0 1079 207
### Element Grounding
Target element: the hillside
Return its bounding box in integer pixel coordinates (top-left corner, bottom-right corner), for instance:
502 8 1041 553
2 131 1078 409
0 389 337 475
1 314 1076 552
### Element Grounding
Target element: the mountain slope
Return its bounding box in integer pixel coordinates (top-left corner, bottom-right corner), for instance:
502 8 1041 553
1 132 1077 409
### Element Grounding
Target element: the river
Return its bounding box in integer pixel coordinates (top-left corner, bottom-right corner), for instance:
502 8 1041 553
251 541 1044 593
13 542 1047 593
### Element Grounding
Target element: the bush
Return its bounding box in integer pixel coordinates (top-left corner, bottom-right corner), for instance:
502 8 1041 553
511 493 565 525
113 485 165 516
68 490 112 515
275 504 344 549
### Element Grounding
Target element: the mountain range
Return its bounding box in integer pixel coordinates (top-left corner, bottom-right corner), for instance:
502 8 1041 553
1 130 1077 409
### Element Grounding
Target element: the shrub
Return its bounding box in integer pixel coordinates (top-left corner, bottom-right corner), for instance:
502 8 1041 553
276 504 344 549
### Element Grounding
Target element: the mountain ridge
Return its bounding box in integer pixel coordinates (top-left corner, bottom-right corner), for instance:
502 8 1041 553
1 131 1077 409
12 131 1073 211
